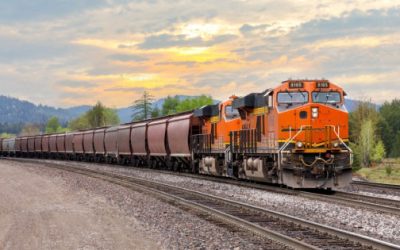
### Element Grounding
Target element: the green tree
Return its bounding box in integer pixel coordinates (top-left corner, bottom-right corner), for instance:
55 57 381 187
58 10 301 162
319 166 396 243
161 95 213 115
359 120 376 167
349 100 379 142
379 99 400 157
45 116 62 133
131 91 154 121
350 142 361 171
391 132 400 158
371 140 386 164
162 96 179 115
85 102 119 128
151 107 161 118
176 95 213 113
68 102 120 130
376 117 394 156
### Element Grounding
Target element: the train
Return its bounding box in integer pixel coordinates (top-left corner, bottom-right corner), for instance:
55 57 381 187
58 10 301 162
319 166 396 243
0 79 352 189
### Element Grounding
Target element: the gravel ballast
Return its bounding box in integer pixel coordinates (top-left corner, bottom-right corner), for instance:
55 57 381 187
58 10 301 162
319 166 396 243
46 160 400 245
2 159 288 250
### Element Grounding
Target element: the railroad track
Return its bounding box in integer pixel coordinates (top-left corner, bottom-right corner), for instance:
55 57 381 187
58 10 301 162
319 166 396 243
9 157 400 216
352 181 400 191
6 158 399 250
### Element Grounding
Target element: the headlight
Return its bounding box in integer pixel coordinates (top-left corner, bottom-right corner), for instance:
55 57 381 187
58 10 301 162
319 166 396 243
296 141 304 148
332 142 340 148
312 107 319 118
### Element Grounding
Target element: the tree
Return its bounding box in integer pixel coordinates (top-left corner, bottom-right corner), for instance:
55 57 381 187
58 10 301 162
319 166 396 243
176 95 213 113
349 100 379 142
85 102 119 128
391 132 400 158
358 120 376 167
151 107 161 118
379 99 400 157
376 117 394 156
371 140 386 163
68 102 120 130
162 96 180 115
20 124 40 136
46 116 63 133
131 91 154 121
161 95 214 115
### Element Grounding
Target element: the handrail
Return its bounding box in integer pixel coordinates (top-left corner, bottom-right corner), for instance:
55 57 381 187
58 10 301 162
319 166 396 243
278 126 306 172
278 125 353 169
329 125 353 165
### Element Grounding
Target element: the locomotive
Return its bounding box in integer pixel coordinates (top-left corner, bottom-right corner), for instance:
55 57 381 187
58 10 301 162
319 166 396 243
0 79 352 189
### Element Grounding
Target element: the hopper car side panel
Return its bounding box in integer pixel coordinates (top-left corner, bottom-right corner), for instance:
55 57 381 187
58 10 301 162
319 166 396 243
131 122 148 156
147 119 169 157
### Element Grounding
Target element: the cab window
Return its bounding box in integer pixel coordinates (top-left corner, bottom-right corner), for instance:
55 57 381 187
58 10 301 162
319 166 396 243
277 92 308 105
312 91 341 104
225 105 240 120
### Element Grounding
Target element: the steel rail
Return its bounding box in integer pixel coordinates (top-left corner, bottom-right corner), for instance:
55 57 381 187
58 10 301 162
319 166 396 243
352 181 400 190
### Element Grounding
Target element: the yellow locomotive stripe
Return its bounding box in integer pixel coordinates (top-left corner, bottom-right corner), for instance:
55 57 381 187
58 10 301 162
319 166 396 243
252 107 268 115
277 139 349 147
210 116 220 123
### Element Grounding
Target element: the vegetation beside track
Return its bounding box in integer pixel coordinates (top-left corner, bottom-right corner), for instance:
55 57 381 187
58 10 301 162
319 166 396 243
356 159 400 184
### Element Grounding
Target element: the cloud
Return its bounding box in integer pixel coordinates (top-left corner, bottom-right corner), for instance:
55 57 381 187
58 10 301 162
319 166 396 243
57 80 98 88
108 53 148 62
1 1 400 108
138 33 237 49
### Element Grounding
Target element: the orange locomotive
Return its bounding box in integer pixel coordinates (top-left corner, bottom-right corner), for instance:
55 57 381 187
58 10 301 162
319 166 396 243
193 80 352 189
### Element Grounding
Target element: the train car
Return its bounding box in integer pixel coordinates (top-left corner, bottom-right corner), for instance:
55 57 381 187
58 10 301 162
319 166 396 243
0 138 3 154
56 133 66 159
130 121 148 167
73 132 84 161
104 126 118 163
2 138 16 157
229 80 352 189
83 130 95 161
27 136 35 157
42 135 50 158
65 132 74 160
49 134 58 158
147 118 169 168
20 137 29 157
15 137 22 157
167 113 201 171
192 97 243 176
93 128 107 162
117 124 132 164
34 135 42 158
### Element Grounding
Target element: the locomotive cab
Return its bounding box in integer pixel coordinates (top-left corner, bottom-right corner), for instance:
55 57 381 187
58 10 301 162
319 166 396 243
192 96 242 177
231 80 352 189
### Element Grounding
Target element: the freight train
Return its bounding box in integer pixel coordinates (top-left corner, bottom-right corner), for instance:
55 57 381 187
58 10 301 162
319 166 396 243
0 80 352 189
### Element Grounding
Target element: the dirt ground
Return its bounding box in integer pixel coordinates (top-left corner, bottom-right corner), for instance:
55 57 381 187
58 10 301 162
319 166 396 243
0 160 160 250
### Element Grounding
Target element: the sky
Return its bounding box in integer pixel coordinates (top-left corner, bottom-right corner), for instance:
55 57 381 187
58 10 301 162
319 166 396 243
0 0 399 108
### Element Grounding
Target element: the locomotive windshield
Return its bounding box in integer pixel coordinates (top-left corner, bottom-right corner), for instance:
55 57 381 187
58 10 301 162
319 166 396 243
277 92 308 104
225 105 240 120
312 91 341 104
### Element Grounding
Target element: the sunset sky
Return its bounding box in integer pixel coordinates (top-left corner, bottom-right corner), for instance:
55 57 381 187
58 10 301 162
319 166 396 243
0 0 399 108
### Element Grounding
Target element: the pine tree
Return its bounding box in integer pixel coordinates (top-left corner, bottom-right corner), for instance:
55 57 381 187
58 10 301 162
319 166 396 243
131 91 154 121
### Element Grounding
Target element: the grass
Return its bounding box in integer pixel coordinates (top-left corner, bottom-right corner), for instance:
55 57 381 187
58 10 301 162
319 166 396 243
356 159 400 185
